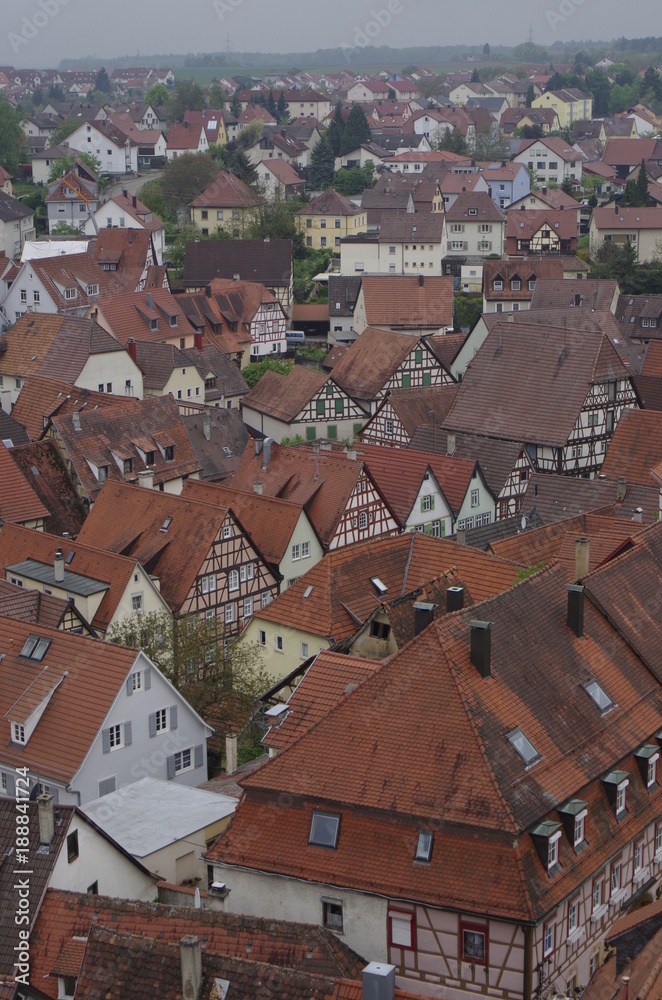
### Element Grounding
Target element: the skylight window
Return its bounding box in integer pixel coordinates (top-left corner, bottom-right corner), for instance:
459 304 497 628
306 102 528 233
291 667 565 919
583 679 614 714
19 635 51 661
415 830 434 862
309 810 340 849
506 727 541 767
370 577 388 595
303 585 313 599
160 517 173 533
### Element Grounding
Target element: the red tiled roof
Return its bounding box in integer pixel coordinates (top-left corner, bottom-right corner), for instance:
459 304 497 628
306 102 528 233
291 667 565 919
506 209 577 241
592 205 662 230
242 365 329 422
105 192 164 233
359 276 454 330
0 442 49 524
10 375 127 442
601 409 662 485
189 170 258 209
167 122 205 150
25 253 113 310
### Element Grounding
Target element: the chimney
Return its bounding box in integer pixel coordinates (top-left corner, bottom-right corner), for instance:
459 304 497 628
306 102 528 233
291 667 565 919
362 963 396 1000
345 447 357 461
542 185 547 194
447 586 465 612
146 292 153 310
233 273 240 281
633 506 643 523
575 536 590 580
127 337 137 361
255 439 264 456
194 331 203 351
180 936 202 1000
413 602 435 636
560 203 564 211
253 481 263 495
456 528 466 546
622 977 630 1000
203 408 211 442
567 584 584 638
446 432 456 456
0 389 11 414
139 470 154 490
225 733 238 775
205 284 212 298
72 411 81 432
54 547 65 583
470 620 491 678
262 437 273 470
616 476 627 502
418 274 424 287
574 293 581 307
122 188 128 199
615 202 619 215
37 793 55 846
132 194 137 208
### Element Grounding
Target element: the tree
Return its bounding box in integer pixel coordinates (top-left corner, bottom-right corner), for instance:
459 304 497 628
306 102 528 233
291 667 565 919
525 84 535 108
584 69 611 117
453 294 483 332
242 357 294 387
641 66 662 103
483 43 491 57
470 124 510 160
51 221 86 236
635 158 650 205
388 87 396 99
333 161 375 196
235 118 263 150
145 83 171 107
49 117 81 146
162 152 220 213
207 80 227 108
276 91 288 123
561 176 574 196
171 80 206 121
48 152 101 183
339 104 371 156
326 101 345 157
138 177 178 226
244 190 305 253
106 610 271 742
48 84 65 102
434 128 469 155
228 145 257 186
0 101 25 174
308 136 335 190
470 68 481 84
94 67 111 95
266 88 277 116
230 94 242 119
592 239 638 286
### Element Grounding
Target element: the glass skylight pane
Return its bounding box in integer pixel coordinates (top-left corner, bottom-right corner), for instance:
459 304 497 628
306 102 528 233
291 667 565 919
415 830 434 861
584 680 613 713
507 728 541 766
309 811 340 848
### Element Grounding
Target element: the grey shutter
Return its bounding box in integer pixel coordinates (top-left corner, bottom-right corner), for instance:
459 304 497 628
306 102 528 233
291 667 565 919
98 776 116 797
126 676 133 696
102 728 111 754
123 721 132 747
144 667 151 690
148 712 157 738
50 786 59 804
170 705 178 730
166 755 176 780
5 773 15 797
194 744 204 769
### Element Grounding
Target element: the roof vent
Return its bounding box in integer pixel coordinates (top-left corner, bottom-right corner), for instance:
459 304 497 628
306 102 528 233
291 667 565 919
54 547 64 583
470 620 491 678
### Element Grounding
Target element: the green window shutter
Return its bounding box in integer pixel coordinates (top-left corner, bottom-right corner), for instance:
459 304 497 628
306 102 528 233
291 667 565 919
306 427 316 441
402 374 411 388
353 422 363 435
328 425 337 439
430 494 435 510
440 520 446 537
326 384 333 396
423 371 432 387
316 400 325 416
335 398 344 416
415 349 423 365
420 497 425 513
423 523 433 535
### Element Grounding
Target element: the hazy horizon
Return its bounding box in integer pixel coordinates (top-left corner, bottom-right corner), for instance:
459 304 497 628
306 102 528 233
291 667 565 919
1 0 656 69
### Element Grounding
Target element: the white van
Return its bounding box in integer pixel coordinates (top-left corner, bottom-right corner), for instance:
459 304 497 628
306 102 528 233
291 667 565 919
286 330 305 345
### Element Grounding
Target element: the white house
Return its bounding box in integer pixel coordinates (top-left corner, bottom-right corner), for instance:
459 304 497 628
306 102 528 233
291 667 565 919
66 120 138 175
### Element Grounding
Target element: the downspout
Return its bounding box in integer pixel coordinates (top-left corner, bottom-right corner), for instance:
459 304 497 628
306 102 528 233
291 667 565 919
523 925 534 1000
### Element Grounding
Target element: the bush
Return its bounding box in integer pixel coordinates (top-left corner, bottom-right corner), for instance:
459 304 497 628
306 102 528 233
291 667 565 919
242 358 294 388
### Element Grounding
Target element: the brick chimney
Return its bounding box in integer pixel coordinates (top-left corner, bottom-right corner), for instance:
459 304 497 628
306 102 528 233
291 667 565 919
127 338 137 361
194 331 203 351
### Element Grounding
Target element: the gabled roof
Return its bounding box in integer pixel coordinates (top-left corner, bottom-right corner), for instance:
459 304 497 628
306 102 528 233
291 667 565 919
76 481 236 613
297 189 361 217
602 137 658 168
132 339 190 390
377 211 444 242
166 122 205 150
410 428 527 498
103 192 164 233
0 314 126 385
530 278 619 311
516 135 582 161
366 384 459 439
0 190 33 222
258 158 303 185
482 257 565 298
188 170 259 210
358 275 454 330
183 479 309 568
180 341 249 399
330 327 449 402
444 191 505 223
10 374 127 442
601 408 662 485
19 253 112 311
0 407 30 448
592 205 662 231
0 441 49 524
183 239 293 288
506 209 577 241
92 287 197 345
93 228 155 294
0 577 86 632
241 365 329 422
51 393 201 500
253 531 519 641
0 615 139 781
444 325 631 446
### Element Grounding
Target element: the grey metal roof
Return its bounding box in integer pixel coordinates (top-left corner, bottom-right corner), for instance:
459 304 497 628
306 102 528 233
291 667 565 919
6 559 109 596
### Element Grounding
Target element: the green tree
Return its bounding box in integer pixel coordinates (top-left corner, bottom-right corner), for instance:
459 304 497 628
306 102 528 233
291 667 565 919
162 152 220 213
636 159 650 205
94 67 111 95
470 124 510 160
145 83 171 107
242 357 294 388
0 101 25 174
49 84 65 102
454 294 484 332
276 91 288 122
48 152 101 183
50 221 86 236
592 239 638 285
340 104 371 155
308 136 336 189
483 43 491 57
435 128 469 155
228 145 257 186
584 69 611 117
244 191 305 253
561 176 574 196
230 94 242 119
470 68 481 84
266 88 277 116
106 610 271 742
333 161 375 196
641 66 662 103
388 87 396 99
207 80 227 108
326 101 345 157
49 117 81 146
525 84 535 107
138 177 178 226
171 80 206 121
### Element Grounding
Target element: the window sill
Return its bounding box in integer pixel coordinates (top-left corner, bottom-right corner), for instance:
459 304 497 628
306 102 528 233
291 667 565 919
609 888 627 907
590 904 608 923
566 928 585 947
633 867 650 885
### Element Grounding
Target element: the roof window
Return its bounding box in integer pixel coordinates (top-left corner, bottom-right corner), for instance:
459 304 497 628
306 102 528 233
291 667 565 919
583 679 614 714
371 577 388 596
415 829 434 862
160 517 172 533
309 810 341 849
20 635 51 661
506 727 541 767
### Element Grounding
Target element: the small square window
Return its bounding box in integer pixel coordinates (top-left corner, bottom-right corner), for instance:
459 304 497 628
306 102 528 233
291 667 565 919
323 900 344 932
461 924 487 965
309 810 341 848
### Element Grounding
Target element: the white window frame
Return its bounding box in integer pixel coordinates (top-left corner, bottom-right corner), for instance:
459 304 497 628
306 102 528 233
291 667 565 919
301 541 310 559
174 747 193 773
201 573 217 594
242 596 253 618
108 723 124 751
12 723 26 745
224 603 236 625
547 830 561 871
573 810 587 848
155 707 168 733
228 570 239 592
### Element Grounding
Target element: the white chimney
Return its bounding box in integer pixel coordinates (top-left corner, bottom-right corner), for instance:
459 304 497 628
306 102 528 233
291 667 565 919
575 536 590 580
446 432 456 456
139 470 154 490
633 507 643 523
362 963 396 1000
72 411 81 432
37 793 55 846
226 733 238 775
253 481 263 495
203 408 211 442
54 547 65 583
180 936 202 1000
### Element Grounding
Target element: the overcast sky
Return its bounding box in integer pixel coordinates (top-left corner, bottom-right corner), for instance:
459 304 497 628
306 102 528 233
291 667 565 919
1 0 648 68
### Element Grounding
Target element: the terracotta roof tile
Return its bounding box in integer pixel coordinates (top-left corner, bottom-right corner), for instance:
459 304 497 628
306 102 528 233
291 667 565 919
359 276 454 330
24 253 114 311
9 439 89 536
183 239 292 289
506 209 577 241
94 287 197 346
0 441 49 524
189 171 259 210
602 409 662 485
10 375 126 442
242 365 329 422
530 278 619 311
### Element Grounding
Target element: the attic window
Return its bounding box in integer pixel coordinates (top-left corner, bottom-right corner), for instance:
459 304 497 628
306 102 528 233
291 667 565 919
506 727 541 768
583 679 614 715
370 577 388 596
222 447 232 458
150 318 158 331
415 829 434 862
303 585 313 599
65 288 77 300
20 635 51 661
12 723 26 745
160 517 172 533
468 208 477 216
309 810 340 849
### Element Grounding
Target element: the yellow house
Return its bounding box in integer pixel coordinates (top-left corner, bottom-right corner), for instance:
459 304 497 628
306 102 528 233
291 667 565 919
296 188 367 251
189 171 259 237
131 340 206 405
531 88 593 129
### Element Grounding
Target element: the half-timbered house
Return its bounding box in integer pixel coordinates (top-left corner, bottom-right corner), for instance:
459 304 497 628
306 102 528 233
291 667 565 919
482 258 565 313
443 324 638 478
359 385 459 449
240 364 366 443
207 541 662 998
76 481 279 637
330 327 456 415
505 209 578 257
229 440 398 552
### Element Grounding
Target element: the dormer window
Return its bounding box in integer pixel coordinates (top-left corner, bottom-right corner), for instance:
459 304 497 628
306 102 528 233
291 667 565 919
98 464 109 483
309 810 340 849
12 722 26 744
602 770 629 819
123 458 132 475
145 451 155 466
492 279 503 291
65 288 77 300
415 829 433 862
559 799 588 852
511 279 521 291
86 284 99 296
531 820 562 875
164 446 174 461
150 318 158 331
